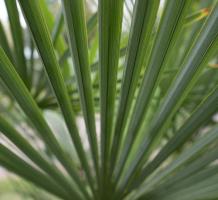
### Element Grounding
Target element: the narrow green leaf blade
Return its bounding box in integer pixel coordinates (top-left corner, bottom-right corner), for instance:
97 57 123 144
133 87 218 188
98 0 124 190
116 2 218 197
0 144 71 200
0 115 83 199
17 0 94 195
0 21 14 63
62 0 99 189
114 0 191 187
110 0 160 175
0 47 90 199
4 0 28 87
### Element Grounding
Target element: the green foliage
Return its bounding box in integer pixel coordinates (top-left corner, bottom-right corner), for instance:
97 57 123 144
0 0 217 199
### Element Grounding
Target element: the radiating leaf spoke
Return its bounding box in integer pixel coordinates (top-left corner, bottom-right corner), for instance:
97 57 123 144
0 48 90 199
62 0 99 192
4 0 28 87
0 115 83 199
115 2 218 198
98 0 124 196
110 0 160 180
0 144 72 200
131 87 218 189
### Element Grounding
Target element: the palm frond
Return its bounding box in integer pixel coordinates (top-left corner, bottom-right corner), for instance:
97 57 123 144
0 0 217 200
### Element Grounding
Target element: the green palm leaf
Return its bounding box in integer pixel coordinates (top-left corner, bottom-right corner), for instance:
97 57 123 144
0 0 217 200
